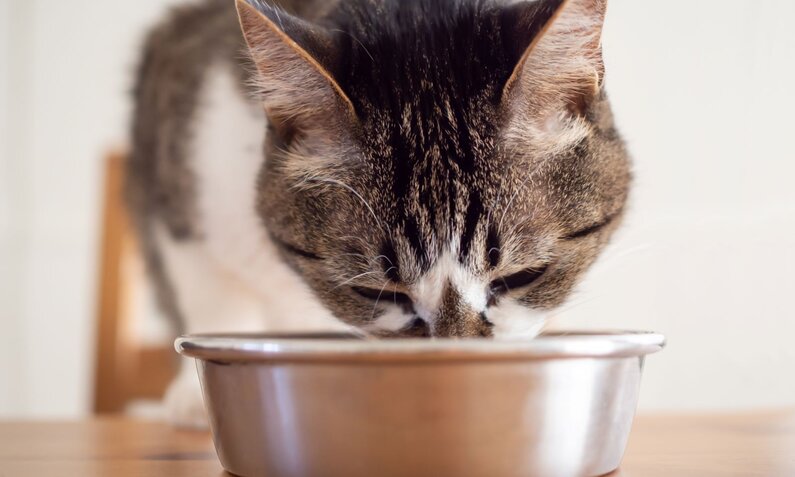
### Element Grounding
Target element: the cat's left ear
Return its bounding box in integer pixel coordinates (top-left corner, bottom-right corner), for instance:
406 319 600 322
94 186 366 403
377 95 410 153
501 0 607 146
236 0 356 128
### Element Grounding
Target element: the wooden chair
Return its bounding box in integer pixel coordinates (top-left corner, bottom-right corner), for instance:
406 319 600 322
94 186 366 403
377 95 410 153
93 152 177 414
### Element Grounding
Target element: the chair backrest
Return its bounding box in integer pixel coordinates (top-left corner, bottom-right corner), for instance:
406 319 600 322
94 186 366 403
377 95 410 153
93 152 177 414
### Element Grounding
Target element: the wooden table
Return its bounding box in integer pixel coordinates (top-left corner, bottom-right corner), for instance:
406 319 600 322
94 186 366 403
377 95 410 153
1 412 793 476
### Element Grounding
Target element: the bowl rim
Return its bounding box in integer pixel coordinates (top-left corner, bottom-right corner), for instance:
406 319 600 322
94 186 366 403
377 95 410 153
175 330 666 363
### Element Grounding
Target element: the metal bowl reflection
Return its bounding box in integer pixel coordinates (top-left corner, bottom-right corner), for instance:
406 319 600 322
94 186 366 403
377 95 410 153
177 330 665 477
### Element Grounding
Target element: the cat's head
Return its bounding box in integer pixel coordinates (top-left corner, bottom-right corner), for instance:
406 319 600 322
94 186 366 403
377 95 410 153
237 0 630 338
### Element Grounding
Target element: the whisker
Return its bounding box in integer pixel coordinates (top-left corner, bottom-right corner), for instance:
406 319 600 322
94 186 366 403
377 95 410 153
334 271 384 289
330 29 375 62
335 235 372 250
310 178 385 233
370 279 392 323
372 254 394 268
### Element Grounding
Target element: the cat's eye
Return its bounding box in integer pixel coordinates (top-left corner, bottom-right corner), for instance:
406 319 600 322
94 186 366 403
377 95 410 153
565 211 622 240
490 265 549 295
352 286 413 306
270 235 322 260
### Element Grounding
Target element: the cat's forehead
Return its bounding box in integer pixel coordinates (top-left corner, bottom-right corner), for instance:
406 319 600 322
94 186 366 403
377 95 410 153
330 1 519 118
346 99 506 274
360 94 499 168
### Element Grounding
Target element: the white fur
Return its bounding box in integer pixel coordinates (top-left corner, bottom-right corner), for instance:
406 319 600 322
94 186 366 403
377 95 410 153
369 245 546 337
364 307 413 333
159 62 348 427
486 300 547 339
189 62 344 333
369 247 547 337
412 251 489 320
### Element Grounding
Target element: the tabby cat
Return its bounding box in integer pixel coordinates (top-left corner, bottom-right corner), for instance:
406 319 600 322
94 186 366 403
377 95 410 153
128 0 630 426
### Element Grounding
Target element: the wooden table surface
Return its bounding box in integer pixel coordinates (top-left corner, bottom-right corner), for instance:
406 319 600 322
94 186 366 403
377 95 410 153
1 412 794 476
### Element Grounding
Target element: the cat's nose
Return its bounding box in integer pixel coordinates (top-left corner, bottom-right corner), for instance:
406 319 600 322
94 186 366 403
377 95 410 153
431 283 492 338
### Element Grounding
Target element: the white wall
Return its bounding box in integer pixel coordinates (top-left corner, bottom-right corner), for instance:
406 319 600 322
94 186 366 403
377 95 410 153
0 0 184 418
559 0 795 410
0 0 793 417
0 0 17 415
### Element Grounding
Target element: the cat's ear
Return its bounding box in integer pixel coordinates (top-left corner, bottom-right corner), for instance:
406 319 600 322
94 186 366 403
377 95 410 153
501 0 607 148
236 0 355 127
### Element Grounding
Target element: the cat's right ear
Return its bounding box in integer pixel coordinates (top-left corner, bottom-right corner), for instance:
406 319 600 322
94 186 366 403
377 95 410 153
499 0 608 153
236 0 356 128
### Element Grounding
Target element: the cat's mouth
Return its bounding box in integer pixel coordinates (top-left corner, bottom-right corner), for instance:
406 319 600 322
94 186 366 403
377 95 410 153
365 318 431 339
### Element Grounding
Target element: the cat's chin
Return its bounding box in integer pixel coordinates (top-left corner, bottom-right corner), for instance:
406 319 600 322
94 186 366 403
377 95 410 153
486 302 548 340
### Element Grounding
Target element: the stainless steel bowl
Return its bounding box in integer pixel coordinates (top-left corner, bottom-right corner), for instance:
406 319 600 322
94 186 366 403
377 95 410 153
177 331 665 477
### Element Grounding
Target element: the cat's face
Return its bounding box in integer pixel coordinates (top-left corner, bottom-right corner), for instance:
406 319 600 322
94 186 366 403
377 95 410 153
238 0 629 338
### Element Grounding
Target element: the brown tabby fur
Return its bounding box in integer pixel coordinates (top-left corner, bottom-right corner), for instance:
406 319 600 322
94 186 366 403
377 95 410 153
129 0 630 337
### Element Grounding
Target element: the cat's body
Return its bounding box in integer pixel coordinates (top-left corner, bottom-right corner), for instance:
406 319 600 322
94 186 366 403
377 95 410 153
129 0 630 426
129 0 338 332
129 0 348 425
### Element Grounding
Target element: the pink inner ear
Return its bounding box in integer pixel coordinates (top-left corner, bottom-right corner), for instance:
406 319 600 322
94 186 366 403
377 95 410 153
505 0 607 117
236 0 356 124
498 0 606 156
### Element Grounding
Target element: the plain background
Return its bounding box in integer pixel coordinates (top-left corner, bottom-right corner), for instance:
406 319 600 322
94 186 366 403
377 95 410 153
1 0 794 418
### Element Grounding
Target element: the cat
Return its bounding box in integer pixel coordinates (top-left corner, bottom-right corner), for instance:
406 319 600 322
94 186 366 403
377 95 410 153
127 0 630 427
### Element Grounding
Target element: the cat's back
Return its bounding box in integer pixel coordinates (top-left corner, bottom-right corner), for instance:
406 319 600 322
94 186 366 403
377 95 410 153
128 0 246 238
128 0 345 329
128 0 343 234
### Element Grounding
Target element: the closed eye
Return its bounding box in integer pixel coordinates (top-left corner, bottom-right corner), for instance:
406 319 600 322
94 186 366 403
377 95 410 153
352 286 413 306
490 265 549 295
564 211 622 240
270 235 322 260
